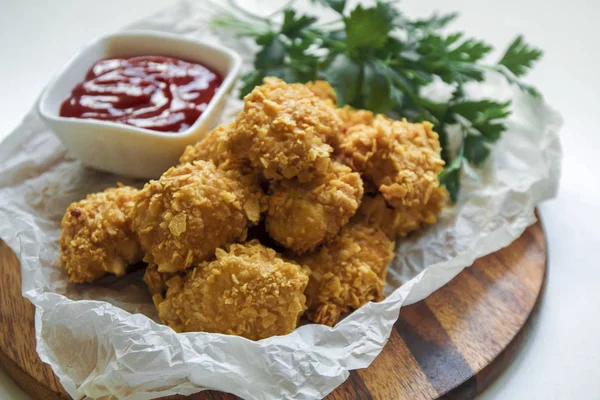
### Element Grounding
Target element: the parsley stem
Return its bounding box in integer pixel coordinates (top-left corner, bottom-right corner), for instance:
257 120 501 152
314 18 344 28
211 16 267 36
303 30 346 52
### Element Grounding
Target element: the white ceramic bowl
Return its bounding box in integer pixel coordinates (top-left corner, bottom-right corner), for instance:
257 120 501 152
38 31 241 179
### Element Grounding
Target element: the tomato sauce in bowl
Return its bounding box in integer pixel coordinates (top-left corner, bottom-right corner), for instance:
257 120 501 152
59 56 223 133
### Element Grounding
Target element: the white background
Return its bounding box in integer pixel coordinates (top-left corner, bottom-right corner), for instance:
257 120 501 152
0 0 598 399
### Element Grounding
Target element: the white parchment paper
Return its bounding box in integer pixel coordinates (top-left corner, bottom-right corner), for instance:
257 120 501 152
0 1 562 399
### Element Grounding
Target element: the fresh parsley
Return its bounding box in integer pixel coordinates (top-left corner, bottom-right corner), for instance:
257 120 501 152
212 1 542 201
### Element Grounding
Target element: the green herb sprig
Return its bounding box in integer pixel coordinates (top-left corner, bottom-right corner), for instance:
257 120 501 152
212 0 542 201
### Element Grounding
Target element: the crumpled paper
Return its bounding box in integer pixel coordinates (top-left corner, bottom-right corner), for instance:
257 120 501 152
0 1 562 399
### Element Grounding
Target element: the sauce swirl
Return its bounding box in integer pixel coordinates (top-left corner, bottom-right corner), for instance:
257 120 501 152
59 56 223 133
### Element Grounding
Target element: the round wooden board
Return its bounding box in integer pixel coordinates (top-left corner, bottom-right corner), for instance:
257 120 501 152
0 218 546 400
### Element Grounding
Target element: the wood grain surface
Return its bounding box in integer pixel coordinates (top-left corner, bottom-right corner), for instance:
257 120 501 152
0 219 546 400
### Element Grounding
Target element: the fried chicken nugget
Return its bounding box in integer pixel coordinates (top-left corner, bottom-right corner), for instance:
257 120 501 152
306 80 337 107
266 162 363 254
297 224 394 327
179 124 233 165
336 105 374 131
179 123 253 173
60 185 142 283
143 265 171 295
230 77 342 182
305 81 375 131
353 189 448 240
341 115 445 208
131 161 266 273
143 264 181 308
156 240 310 340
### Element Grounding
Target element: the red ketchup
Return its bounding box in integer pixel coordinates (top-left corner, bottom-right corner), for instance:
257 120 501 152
59 56 223 133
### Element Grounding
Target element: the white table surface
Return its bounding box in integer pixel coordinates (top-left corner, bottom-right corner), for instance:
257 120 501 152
0 0 599 399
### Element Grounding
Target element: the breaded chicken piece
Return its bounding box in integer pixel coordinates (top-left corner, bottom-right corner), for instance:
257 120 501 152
131 161 266 273
179 123 267 211
296 224 394 327
230 77 342 182
143 264 176 295
353 189 447 240
143 264 171 296
306 80 337 107
305 82 378 153
336 105 374 131
179 123 253 173
179 123 233 166
143 264 181 308
266 162 363 254
60 185 142 283
341 115 445 209
156 240 310 340
305 81 375 130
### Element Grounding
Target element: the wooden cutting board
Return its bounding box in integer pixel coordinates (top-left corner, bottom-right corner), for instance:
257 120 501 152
0 219 546 400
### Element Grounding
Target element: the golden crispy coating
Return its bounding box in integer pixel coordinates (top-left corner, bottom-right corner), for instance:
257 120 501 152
341 115 445 209
143 264 179 295
353 189 447 240
60 186 142 283
336 105 375 131
143 264 180 308
157 240 310 340
131 161 266 273
306 80 337 107
297 224 394 326
230 77 342 182
179 123 254 173
266 162 363 254
179 124 233 166
305 82 374 129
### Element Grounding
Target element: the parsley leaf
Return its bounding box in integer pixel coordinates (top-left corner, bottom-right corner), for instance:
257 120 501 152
450 100 511 142
362 62 393 113
417 34 491 84
451 38 492 63
312 0 346 14
345 2 398 52
281 9 318 38
254 37 286 69
463 135 490 166
320 53 361 106
405 12 458 31
499 35 543 77
438 149 463 202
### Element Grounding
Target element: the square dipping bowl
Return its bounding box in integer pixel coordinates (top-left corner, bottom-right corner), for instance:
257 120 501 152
38 31 242 179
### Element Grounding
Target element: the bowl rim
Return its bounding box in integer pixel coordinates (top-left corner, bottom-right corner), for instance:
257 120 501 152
37 30 242 139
